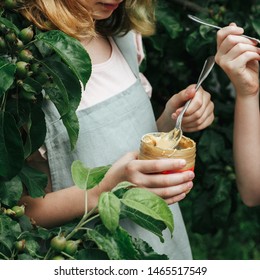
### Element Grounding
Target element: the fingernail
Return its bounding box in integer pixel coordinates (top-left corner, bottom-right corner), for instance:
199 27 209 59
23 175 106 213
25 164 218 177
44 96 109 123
179 159 186 166
185 189 191 194
172 113 177 120
188 172 195 180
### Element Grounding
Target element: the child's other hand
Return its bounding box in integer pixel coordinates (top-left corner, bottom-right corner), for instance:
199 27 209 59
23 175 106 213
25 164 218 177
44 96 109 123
167 85 214 132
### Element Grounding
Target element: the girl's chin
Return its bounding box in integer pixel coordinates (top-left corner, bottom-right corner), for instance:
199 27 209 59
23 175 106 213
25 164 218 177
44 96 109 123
92 3 120 20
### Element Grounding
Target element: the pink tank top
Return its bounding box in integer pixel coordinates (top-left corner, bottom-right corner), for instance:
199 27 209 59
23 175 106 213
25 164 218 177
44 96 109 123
78 33 152 110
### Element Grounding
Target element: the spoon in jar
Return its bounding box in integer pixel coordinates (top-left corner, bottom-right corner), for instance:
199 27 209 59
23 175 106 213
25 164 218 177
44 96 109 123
158 56 215 150
188 14 260 45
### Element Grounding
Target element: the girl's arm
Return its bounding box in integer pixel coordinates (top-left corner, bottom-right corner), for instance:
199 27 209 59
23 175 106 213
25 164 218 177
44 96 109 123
21 151 194 228
233 93 260 206
215 23 260 206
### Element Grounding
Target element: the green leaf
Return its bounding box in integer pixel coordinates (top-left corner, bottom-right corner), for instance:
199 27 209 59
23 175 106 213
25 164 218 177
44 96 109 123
71 160 111 190
17 253 35 260
0 215 22 254
146 35 168 54
252 18 260 36
0 111 24 180
18 215 33 232
211 175 232 205
199 164 223 189
0 59 16 98
98 192 121 232
212 199 232 227
18 164 47 198
121 205 166 242
198 130 226 163
87 225 140 260
87 225 167 260
112 181 135 198
132 238 168 260
23 105 46 158
210 175 233 226
121 188 174 234
191 188 214 234
42 58 83 149
34 39 54 58
186 31 214 57
40 61 70 117
23 238 40 258
113 181 135 192
0 16 20 34
28 106 46 153
61 110 79 150
34 30 92 150
43 57 82 110
156 8 183 39
22 77 42 94
36 30 92 86
0 176 23 206
15 100 31 128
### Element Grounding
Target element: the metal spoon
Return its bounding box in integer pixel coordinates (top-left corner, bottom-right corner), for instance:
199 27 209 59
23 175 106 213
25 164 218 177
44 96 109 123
163 56 215 149
188 14 260 45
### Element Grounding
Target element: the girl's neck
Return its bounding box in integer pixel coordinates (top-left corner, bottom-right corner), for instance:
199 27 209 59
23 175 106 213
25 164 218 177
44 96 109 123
81 35 112 64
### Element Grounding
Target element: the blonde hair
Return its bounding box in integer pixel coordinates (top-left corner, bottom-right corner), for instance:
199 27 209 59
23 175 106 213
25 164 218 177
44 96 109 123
18 0 156 40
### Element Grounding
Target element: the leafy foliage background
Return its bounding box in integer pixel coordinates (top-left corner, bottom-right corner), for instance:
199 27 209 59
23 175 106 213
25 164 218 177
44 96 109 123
1 0 260 260
143 0 260 259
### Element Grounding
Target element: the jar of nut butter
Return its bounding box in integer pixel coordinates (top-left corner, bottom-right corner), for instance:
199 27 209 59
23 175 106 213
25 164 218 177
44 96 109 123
138 132 196 173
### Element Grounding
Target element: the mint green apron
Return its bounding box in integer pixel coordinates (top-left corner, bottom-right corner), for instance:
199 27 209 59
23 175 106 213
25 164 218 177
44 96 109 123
43 32 192 260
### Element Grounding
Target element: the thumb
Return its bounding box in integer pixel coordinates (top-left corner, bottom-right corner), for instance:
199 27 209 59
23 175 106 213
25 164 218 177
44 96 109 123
171 85 196 119
177 85 196 105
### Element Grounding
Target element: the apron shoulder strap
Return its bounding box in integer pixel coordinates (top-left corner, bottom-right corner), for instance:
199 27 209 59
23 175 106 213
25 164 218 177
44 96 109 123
113 31 139 77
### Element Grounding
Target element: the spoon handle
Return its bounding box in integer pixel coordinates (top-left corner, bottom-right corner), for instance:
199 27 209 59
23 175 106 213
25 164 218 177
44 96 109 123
188 14 221 30
188 14 260 45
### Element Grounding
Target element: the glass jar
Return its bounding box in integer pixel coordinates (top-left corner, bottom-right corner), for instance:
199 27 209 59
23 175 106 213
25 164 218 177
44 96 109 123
138 132 196 173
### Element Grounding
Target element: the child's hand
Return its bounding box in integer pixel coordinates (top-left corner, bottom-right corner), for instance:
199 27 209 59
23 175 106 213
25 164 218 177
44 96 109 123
215 23 260 97
100 152 194 204
163 85 214 133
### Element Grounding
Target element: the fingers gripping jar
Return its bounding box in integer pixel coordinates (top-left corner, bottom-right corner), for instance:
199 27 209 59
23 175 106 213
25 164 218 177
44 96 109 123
138 132 196 173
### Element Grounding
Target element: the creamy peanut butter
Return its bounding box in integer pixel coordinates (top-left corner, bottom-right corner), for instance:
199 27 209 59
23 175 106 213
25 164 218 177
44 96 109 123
142 132 182 150
139 132 196 171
